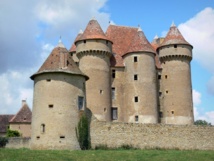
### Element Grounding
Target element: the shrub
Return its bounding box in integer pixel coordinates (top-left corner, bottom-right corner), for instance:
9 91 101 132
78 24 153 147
0 137 8 148
95 144 109 150
75 114 91 150
6 129 21 137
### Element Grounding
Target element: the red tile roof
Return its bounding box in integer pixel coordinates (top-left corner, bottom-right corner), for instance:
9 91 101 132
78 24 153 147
76 19 110 43
106 25 138 67
31 44 88 80
159 25 192 48
10 101 32 123
125 28 155 55
69 32 83 53
0 115 14 133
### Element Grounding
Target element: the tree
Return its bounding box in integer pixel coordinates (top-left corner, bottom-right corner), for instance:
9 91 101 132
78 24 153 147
194 120 212 126
75 114 91 150
6 129 21 137
0 137 8 148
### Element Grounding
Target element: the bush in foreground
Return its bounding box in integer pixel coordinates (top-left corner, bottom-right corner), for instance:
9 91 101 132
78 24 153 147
0 137 8 148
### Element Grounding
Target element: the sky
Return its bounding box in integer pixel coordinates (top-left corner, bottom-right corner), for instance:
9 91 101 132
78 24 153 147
0 0 214 124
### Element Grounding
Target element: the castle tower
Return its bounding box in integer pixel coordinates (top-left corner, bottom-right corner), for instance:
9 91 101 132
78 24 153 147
75 19 112 121
30 39 88 150
123 27 158 123
157 23 194 125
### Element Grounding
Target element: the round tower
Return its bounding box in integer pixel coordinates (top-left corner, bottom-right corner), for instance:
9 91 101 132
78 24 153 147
123 27 158 123
75 19 112 121
157 23 194 125
30 39 88 150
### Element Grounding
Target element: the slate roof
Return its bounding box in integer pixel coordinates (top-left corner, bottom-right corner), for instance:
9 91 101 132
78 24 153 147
10 101 32 123
31 41 88 80
159 25 192 48
0 115 14 133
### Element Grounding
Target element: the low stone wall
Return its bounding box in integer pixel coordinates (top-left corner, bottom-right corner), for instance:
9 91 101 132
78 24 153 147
90 119 214 150
6 137 30 149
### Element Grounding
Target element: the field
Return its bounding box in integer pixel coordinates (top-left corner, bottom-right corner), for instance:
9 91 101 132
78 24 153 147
0 149 214 161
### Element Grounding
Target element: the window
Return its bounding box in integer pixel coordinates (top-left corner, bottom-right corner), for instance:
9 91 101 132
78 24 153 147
60 136 65 139
78 96 84 110
49 104 53 108
171 111 174 114
134 56 138 62
84 40 86 43
112 88 115 99
159 92 162 97
159 112 163 118
166 90 168 94
106 40 108 45
174 45 177 48
46 79 51 82
135 116 139 122
165 75 168 79
41 124 45 133
36 136 40 139
111 108 118 120
112 70 116 78
158 75 161 79
134 74 138 80
134 96 138 102
100 90 103 94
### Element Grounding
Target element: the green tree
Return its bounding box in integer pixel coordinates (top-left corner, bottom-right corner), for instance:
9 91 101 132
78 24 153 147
0 137 8 148
194 120 212 126
75 114 91 150
6 129 21 137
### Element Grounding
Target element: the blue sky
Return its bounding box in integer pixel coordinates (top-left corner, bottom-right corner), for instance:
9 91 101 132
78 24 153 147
0 0 214 123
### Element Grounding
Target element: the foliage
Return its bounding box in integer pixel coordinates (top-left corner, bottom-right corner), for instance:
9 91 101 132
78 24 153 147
194 120 212 126
0 137 8 148
6 129 21 137
95 144 138 150
94 144 109 150
75 114 91 150
0 149 214 161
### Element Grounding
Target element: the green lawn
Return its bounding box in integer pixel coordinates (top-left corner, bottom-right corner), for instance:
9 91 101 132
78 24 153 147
0 148 214 161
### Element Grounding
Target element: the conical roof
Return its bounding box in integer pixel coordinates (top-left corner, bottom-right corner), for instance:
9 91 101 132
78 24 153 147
75 19 111 43
69 30 83 53
159 25 192 48
125 27 155 55
31 41 88 80
10 100 32 123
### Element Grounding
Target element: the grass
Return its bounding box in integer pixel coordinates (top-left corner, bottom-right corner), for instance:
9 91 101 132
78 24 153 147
0 148 214 161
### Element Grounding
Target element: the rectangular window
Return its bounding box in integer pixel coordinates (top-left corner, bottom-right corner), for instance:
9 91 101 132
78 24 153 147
159 92 162 97
158 75 161 79
41 124 45 133
134 96 138 102
112 70 116 78
111 108 118 120
78 96 84 110
46 79 51 82
165 75 168 79
135 115 139 122
112 87 115 99
60 136 65 139
134 74 138 80
134 56 138 62
159 112 163 118
49 104 53 108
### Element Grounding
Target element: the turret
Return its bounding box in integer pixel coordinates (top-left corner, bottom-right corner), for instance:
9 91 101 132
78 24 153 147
157 23 194 125
122 27 158 123
75 19 113 121
30 39 88 150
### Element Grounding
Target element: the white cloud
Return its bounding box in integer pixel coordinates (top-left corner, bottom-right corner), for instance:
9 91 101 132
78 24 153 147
0 0 110 114
193 89 201 106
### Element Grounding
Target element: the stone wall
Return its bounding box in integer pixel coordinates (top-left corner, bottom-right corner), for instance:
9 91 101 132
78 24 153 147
90 118 214 150
6 137 30 149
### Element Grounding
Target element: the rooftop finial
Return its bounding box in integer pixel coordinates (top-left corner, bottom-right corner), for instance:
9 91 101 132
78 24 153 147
154 35 159 39
91 16 96 20
137 25 142 32
56 36 65 48
79 29 83 34
171 21 176 27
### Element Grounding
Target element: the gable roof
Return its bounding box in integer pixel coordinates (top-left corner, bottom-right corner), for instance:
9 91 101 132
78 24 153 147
10 101 32 123
31 41 88 80
0 115 14 133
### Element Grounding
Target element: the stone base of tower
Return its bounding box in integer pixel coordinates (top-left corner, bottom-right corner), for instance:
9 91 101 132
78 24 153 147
162 116 194 125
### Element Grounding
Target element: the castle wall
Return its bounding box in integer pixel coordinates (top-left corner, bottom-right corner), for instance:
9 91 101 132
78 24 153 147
76 39 112 121
31 73 85 150
90 118 214 150
9 123 31 137
122 53 158 123
159 45 193 124
6 137 30 149
111 67 126 122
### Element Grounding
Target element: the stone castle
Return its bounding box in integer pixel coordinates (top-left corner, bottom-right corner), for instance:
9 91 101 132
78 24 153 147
30 19 194 149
